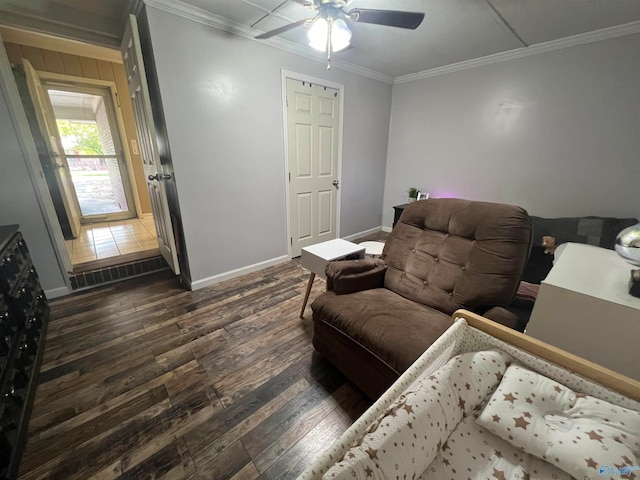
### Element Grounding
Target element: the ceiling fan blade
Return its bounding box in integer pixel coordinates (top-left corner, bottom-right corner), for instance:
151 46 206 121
255 18 312 39
347 9 425 29
289 0 316 8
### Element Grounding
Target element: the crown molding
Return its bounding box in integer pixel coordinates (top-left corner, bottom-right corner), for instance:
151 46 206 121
143 0 394 84
395 20 640 84
141 0 640 86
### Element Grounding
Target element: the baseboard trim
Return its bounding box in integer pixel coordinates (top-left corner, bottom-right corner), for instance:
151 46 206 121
342 226 382 242
45 286 71 299
70 269 169 294
381 226 393 233
189 255 289 291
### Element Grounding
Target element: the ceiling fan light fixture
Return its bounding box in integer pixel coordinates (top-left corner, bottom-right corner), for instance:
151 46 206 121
308 16 351 53
308 17 329 51
331 18 351 52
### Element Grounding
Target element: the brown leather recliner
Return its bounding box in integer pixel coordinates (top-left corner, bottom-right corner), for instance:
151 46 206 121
311 198 532 399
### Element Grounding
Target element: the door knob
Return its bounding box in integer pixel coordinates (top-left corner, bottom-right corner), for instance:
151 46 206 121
332 180 339 188
148 173 172 181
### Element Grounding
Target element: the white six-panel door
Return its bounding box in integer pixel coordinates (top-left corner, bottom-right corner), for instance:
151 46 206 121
121 14 180 274
286 78 341 257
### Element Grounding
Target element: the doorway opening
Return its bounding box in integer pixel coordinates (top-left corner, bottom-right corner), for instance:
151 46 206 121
45 85 135 222
36 81 161 271
15 62 165 283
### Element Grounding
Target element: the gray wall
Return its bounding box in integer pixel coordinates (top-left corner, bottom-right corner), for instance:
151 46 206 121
0 79 67 294
144 7 392 285
383 34 640 227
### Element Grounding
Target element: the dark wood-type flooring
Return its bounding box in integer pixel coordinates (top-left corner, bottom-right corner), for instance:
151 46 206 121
19 258 375 479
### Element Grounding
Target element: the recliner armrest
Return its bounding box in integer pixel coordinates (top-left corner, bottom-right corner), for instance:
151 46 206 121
481 306 520 331
325 258 387 295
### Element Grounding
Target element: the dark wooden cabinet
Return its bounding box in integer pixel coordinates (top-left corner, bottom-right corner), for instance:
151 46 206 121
0 225 49 480
393 203 409 228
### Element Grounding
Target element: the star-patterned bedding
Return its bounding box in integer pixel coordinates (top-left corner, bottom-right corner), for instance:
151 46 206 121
477 365 640 480
421 416 571 480
319 349 512 479
299 316 640 480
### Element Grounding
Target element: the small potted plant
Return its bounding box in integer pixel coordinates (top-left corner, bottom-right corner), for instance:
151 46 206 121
408 187 418 203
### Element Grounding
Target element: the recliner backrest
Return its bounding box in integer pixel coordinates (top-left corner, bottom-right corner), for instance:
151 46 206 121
383 198 532 315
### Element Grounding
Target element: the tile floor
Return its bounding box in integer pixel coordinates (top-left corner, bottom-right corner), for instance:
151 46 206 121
65 218 159 265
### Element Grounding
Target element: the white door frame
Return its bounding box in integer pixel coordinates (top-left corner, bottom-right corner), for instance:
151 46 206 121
0 37 72 290
281 69 344 259
38 71 145 220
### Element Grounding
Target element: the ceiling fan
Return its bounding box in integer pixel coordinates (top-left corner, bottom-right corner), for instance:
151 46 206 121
255 0 425 68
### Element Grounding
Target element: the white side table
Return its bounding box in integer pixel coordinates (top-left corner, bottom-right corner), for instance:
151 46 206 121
526 243 640 380
359 241 385 256
300 239 365 318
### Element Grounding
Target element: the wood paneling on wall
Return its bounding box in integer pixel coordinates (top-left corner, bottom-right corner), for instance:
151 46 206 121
4 42 152 215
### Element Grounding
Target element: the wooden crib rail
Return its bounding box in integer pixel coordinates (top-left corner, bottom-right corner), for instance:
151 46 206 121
453 309 640 403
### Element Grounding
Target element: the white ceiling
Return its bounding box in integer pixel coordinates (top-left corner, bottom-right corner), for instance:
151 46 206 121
48 90 101 122
1 0 640 81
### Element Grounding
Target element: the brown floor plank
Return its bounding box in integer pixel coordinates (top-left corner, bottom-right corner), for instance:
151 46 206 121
256 408 351 479
119 390 222 474
19 259 373 479
213 334 310 407
189 379 309 470
229 462 261 480
185 379 309 467
201 440 252 480
20 385 169 473
199 314 307 383
250 382 362 474
34 347 156 408
20 398 174 480
42 321 178 373
117 437 195 480
28 358 203 441
90 460 123 480
242 377 349 462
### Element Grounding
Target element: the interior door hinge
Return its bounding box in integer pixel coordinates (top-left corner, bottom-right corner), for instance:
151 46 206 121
288 172 291 182
114 92 121 107
286 96 288 107
290 237 293 246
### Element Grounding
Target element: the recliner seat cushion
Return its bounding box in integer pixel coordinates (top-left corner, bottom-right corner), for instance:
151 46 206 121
312 288 452 374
